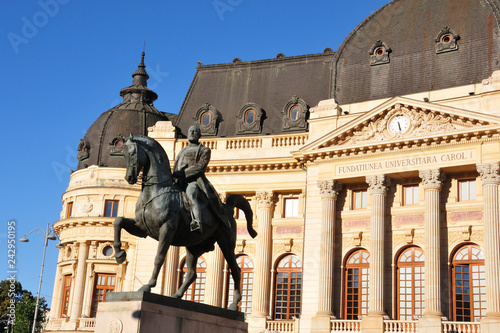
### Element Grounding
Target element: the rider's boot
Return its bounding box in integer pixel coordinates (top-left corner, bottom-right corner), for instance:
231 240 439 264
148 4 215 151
190 219 201 232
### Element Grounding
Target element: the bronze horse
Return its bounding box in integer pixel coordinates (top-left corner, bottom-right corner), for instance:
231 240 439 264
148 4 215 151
113 135 257 310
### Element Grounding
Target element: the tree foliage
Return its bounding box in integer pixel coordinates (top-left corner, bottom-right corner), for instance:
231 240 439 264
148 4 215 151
0 280 48 333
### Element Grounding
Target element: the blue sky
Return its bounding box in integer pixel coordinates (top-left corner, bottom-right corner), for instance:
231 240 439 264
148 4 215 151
1 0 390 307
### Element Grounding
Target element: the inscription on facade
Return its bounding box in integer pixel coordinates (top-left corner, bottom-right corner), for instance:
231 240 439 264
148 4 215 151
344 219 371 228
336 150 476 176
394 215 424 226
450 211 483 221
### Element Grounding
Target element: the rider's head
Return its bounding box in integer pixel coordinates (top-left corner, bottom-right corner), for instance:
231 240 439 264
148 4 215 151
187 125 201 143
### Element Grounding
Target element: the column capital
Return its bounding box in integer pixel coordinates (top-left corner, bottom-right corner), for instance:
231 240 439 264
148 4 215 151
477 162 500 186
317 180 341 200
366 175 391 196
256 191 275 209
419 169 445 190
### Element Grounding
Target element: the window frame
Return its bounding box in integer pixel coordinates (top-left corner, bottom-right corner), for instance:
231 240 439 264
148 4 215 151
458 179 476 202
403 184 419 206
201 112 212 127
90 273 116 317
244 109 256 125
227 255 254 316
273 254 302 320
352 189 368 210
344 249 370 319
66 202 73 219
284 197 299 218
451 244 486 322
61 275 72 317
396 247 425 320
104 200 119 217
179 257 206 303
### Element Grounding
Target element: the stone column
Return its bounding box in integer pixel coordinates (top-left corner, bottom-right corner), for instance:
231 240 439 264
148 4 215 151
365 175 390 316
249 191 274 333
312 180 341 333
163 246 179 296
477 163 500 333
418 169 444 333
419 169 444 317
48 248 65 320
205 245 225 307
316 180 340 316
361 175 390 333
123 243 136 292
67 241 88 329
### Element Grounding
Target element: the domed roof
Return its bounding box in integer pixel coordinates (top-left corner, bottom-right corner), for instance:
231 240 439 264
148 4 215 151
333 0 500 105
76 52 169 170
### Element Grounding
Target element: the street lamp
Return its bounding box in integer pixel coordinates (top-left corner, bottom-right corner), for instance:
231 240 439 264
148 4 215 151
20 223 57 333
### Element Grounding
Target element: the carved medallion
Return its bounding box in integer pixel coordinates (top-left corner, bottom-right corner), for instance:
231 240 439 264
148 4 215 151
109 319 123 333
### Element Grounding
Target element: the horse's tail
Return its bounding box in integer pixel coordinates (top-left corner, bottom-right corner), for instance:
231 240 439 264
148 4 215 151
226 194 258 238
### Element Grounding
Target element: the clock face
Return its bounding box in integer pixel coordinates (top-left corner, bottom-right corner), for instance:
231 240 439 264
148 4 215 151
389 115 410 134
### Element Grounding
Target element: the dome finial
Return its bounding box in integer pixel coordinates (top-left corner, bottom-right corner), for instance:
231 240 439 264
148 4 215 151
132 47 149 85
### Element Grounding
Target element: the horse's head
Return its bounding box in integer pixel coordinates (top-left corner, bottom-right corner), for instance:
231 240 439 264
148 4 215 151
123 134 146 184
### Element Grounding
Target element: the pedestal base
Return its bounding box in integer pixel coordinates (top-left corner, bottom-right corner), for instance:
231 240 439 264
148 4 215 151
361 314 384 333
310 314 332 333
481 316 500 333
418 316 442 333
95 292 247 333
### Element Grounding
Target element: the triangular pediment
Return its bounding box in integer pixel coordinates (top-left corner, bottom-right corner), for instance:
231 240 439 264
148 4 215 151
297 97 500 159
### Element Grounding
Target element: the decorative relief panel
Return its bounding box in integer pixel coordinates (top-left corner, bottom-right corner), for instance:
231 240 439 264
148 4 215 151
337 103 486 147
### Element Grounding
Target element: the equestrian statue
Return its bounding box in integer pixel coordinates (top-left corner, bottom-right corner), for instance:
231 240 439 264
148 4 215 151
112 125 257 311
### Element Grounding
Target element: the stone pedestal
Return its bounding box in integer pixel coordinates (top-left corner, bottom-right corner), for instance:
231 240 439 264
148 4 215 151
95 292 247 333
361 314 384 333
418 316 442 333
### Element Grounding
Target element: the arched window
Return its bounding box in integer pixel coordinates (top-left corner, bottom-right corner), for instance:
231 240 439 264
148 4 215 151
344 249 370 319
179 257 206 303
227 255 253 315
274 254 302 320
452 244 486 322
397 247 425 320
289 105 301 121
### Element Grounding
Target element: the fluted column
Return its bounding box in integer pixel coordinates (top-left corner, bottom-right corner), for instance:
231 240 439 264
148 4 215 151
205 244 225 307
316 180 341 316
251 191 275 317
419 169 444 317
163 246 179 296
48 248 65 320
68 241 88 329
366 175 390 316
477 163 500 318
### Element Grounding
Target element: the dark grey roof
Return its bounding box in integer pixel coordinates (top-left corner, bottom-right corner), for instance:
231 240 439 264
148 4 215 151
174 52 335 138
333 0 500 105
77 53 169 170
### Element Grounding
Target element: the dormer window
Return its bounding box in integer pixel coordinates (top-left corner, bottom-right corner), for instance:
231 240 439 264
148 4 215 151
237 103 264 135
110 135 125 156
282 95 308 132
435 27 459 53
369 40 391 66
195 103 219 136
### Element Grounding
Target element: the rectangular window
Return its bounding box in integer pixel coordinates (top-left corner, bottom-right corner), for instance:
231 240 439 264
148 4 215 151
459 180 476 201
61 275 72 317
284 198 299 217
66 202 73 219
104 200 119 217
90 274 115 317
353 190 367 209
403 185 419 206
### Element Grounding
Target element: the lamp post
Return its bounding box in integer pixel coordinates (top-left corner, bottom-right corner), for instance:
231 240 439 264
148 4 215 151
20 222 57 333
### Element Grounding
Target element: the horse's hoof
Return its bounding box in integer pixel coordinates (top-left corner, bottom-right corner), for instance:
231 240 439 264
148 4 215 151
138 285 151 293
228 303 238 311
114 250 127 264
172 292 182 299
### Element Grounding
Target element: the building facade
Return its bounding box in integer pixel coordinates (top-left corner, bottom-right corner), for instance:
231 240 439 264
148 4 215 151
46 1 500 332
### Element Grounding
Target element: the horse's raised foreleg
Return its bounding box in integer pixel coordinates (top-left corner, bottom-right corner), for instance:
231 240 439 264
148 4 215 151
217 232 241 311
113 217 147 264
172 249 198 299
138 222 173 292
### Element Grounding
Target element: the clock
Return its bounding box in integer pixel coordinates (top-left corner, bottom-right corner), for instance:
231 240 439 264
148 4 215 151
389 115 410 134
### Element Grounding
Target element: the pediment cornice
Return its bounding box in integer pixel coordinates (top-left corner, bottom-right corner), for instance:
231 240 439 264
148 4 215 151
294 97 500 162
